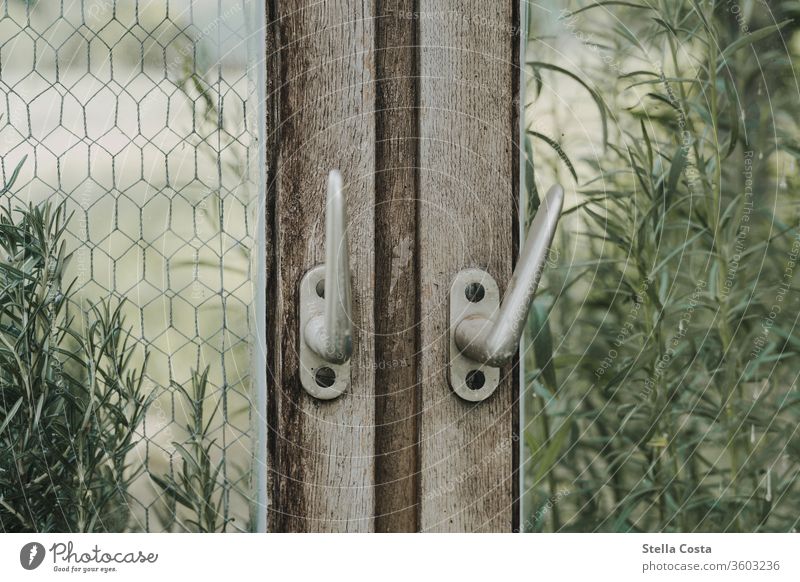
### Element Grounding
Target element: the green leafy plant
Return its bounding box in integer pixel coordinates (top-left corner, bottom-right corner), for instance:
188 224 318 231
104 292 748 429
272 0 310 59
151 368 231 533
0 160 151 532
524 0 800 532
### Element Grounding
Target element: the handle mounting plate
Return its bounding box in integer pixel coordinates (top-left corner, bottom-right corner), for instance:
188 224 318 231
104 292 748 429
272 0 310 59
449 268 501 402
300 266 350 400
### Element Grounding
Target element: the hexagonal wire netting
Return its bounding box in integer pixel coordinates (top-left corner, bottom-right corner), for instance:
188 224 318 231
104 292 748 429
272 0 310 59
0 0 264 531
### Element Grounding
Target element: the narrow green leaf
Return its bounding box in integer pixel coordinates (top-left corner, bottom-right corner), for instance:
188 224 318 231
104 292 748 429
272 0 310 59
0 156 27 195
532 417 573 485
720 21 792 61
525 135 540 218
528 131 579 183
150 474 195 510
666 142 689 206
527 61 609 147
0 397 23 437
530 303 558 392
566 1 652 17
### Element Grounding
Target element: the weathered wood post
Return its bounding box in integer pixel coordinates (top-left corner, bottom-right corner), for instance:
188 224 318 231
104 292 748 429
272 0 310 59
266 0 520 532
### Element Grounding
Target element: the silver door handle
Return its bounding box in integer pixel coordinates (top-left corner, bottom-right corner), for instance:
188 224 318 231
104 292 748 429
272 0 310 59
449 184 564 402
299 170 353 399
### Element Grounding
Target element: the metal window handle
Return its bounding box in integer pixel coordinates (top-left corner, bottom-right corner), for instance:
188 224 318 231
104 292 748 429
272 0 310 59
449 184 565 402
299 170 353 399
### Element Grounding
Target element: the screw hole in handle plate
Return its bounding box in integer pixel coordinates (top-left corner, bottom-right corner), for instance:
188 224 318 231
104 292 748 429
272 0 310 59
464 282 485 303
315 366 337 388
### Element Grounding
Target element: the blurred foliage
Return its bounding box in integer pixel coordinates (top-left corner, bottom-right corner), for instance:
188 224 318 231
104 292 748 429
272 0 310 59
524 0 800 531
0 160 151 532
151 368 233 533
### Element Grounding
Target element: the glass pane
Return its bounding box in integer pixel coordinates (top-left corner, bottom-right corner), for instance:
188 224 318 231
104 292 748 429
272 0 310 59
521 1 799 532
0 0 264 532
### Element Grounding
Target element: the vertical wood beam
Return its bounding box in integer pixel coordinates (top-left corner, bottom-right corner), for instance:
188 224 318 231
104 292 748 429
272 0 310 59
266 0 377 532
417 1 520 532
373 0 420 533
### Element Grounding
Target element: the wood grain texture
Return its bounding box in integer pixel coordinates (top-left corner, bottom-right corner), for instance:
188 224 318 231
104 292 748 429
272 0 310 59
266 0 519 532
266 0 377 532
417 0 519 532
373 0 420 533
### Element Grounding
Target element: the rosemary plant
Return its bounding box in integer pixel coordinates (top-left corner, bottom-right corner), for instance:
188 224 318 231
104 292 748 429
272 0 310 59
0 161 151 532
524 0 800 532
151 368 231 533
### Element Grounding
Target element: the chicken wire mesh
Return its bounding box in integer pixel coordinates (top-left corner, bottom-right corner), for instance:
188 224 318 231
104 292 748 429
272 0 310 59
0 0 263 531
